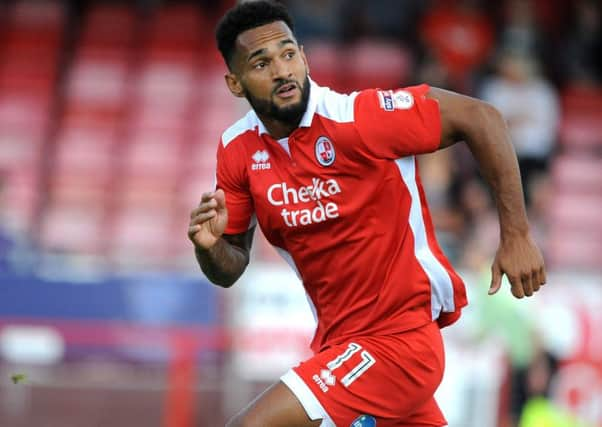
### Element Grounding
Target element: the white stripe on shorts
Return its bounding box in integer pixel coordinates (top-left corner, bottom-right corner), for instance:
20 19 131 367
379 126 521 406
280 369 335 427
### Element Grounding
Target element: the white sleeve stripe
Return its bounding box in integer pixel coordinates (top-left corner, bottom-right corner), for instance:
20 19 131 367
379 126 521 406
395 157 455 318
221 110 261 147
274 246 318 340
314 87 358 124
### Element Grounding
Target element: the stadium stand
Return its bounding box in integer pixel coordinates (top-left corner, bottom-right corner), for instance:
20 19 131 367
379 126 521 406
0 0 64 234
547 85 602 271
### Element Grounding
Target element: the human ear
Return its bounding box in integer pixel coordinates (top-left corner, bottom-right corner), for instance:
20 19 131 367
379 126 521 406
225 73 245 98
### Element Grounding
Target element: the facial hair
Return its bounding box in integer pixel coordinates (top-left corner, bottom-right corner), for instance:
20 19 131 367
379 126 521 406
243 74 310 126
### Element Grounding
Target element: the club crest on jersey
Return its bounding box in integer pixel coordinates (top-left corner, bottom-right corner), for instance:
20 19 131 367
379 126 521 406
315 136 335 167
351 415 376 427
252 149 271 170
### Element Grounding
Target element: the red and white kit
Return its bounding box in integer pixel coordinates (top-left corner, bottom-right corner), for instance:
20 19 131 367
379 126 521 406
215 80 467 426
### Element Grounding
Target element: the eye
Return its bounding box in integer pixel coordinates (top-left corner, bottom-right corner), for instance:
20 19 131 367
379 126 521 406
284 51 295 60
254 61 267 69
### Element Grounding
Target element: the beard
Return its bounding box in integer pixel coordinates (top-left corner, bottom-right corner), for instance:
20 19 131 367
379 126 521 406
243 74 310 126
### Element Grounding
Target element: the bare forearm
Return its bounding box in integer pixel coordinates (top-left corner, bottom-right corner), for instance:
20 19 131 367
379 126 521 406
430 88 545 298
462 103 530 237
195 238 249 287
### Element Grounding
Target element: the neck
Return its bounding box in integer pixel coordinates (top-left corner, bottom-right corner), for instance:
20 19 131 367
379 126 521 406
257 114 300 139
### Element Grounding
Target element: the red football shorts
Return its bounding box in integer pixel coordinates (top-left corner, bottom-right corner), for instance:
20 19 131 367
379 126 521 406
280 321 447 426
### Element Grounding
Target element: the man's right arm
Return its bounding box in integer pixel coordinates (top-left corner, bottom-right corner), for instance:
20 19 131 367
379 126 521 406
194 228 255 288
188 189 254 288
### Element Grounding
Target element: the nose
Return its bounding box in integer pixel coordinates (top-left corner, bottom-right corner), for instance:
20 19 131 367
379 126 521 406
271 56 292 80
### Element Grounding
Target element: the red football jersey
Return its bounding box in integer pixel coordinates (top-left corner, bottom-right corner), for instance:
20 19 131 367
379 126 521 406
215 80 467 353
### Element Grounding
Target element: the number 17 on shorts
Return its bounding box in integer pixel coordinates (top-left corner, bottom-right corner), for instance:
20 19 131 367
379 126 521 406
322 343 376 388
282 341 379 425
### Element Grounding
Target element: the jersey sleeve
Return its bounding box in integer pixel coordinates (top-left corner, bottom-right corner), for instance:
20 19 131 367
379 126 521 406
353 84 442 159
215 140 255 235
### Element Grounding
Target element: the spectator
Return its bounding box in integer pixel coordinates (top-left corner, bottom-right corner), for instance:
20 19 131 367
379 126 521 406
559 0 602 85
285 0 341 42
479 51 559 204
339 0 425 43
420 0 494 92
497 0 544 57
519 349 589 427
457 178 498 270
525 173 551 259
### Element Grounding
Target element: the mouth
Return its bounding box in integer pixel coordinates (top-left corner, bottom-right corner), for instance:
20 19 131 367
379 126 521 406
275 82 298 99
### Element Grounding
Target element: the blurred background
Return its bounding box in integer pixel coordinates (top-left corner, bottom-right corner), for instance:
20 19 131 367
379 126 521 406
0 0 600 426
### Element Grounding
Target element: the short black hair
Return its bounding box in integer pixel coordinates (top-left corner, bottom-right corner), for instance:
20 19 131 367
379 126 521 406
215 1 295 70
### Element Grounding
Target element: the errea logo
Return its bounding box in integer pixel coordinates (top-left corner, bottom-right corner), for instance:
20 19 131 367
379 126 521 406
320 369 336 386
252 150 271 170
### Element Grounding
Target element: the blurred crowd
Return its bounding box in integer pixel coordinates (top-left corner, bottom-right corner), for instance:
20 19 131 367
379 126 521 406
281 0 602 276
0 0 600 273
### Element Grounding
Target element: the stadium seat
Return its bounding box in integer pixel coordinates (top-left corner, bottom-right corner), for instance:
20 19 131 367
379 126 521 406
559 115 602 151
342 39 413 91
546 188 602 270
303 41 345 92
136 62 197 105
0 130 43 168
4 0 64 62
559 86 602 151
176 170 215 205
143 4 203 49
66 60 129 107
117 129 184 209
171 171 217 261
1 28 60 55
562 85 602 111
53 125 117 173
108 206 175 267
129 104 191 135
0 0 65 237
0 55 57 92
0 167 40 233
120 129 183 172
10 0 64 28
551 155 602 194
49 125 117 204
79 4 136 49
0 93 51 130
61 57 128 127
195 71 240 108
548 228 602 271
39 202 107 255
549 194 602 231
194 94 244 144
48 166 112 208
186 141 218 173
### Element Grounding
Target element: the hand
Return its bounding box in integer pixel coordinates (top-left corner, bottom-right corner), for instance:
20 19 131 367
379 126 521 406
488 233 546 298
188 190 228 250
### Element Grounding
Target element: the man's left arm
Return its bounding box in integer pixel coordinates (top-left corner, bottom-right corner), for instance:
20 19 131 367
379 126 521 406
427 87 546 298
